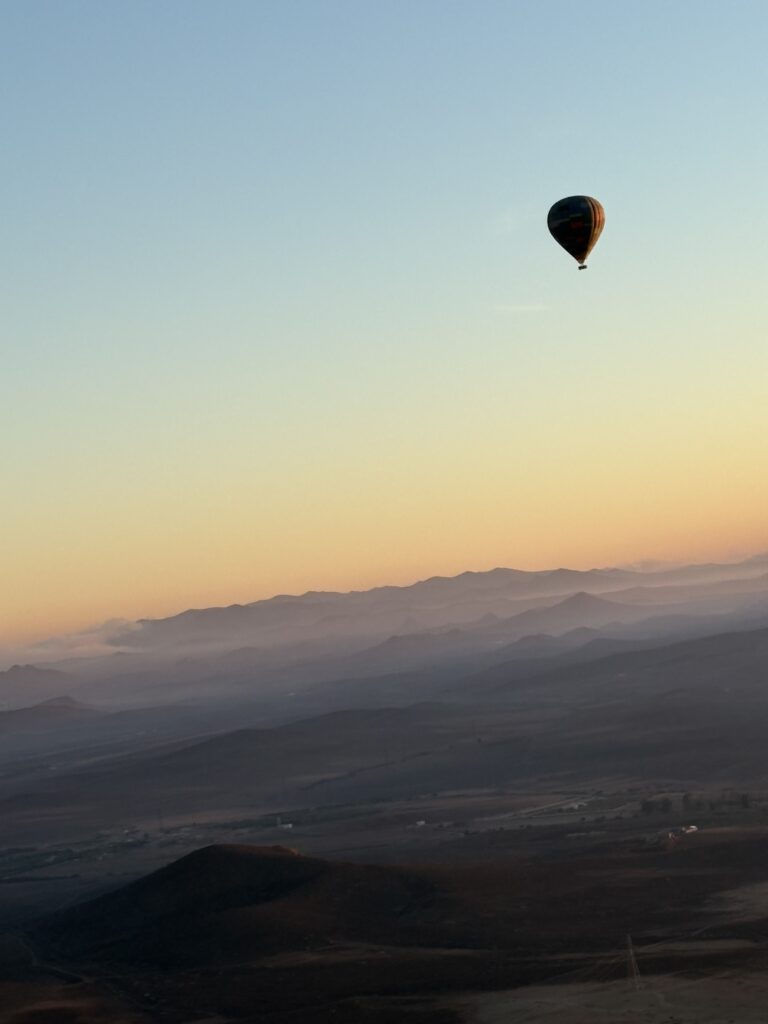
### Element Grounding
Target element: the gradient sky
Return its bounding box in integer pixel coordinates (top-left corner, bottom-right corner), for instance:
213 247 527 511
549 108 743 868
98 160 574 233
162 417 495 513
3 0 768 646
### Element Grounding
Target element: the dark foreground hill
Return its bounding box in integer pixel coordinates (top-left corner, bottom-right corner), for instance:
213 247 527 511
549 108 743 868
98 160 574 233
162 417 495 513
20 834 768 1022
37 844 446 966
29 841 620 968
31 834 768 966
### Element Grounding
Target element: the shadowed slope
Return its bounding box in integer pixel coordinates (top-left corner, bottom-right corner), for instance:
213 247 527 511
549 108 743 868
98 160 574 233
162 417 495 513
35 845 441 966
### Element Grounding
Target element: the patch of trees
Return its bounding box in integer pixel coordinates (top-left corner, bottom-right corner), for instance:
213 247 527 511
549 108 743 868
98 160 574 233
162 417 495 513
640 790 754 815
640 797 672 815
683 789 752 811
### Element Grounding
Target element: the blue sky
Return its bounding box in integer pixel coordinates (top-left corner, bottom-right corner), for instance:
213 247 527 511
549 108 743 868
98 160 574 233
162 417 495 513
2 1 768 644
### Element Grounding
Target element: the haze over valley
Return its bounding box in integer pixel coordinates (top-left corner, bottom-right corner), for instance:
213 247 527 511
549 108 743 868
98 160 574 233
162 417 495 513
5 553 768 1021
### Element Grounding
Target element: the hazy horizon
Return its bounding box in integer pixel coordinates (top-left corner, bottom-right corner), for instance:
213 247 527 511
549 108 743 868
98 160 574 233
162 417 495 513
4 1 768 649
3 543 766 670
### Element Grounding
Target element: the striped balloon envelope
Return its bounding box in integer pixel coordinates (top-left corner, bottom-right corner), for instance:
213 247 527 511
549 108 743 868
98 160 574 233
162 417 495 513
547 196 605 269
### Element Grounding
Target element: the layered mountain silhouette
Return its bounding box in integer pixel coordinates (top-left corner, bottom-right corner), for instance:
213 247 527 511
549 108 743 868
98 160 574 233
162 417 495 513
0 665 75 710
7 622 768 846
4 555 768 716
82 556 768 657
0 695 96 734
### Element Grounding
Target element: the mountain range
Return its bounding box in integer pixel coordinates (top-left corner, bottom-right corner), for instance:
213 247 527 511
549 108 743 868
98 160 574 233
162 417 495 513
2 554 768 712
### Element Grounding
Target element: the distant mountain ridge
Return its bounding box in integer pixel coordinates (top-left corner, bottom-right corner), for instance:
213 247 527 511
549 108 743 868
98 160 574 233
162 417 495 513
105 555 768 655
3 553 768 710
0 664 74 710
0 695 97 734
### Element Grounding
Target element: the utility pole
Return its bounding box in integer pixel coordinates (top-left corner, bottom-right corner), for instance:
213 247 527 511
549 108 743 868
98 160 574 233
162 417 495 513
626 934 641 991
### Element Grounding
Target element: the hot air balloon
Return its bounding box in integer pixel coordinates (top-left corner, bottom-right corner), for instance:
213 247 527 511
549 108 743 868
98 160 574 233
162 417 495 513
547 196 605 269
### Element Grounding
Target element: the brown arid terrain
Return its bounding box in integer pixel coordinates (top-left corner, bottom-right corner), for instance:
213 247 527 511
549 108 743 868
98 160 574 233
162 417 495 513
5 826 768 1023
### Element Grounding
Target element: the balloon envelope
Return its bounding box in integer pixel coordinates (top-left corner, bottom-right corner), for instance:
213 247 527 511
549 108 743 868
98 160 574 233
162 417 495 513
547 196 605 267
